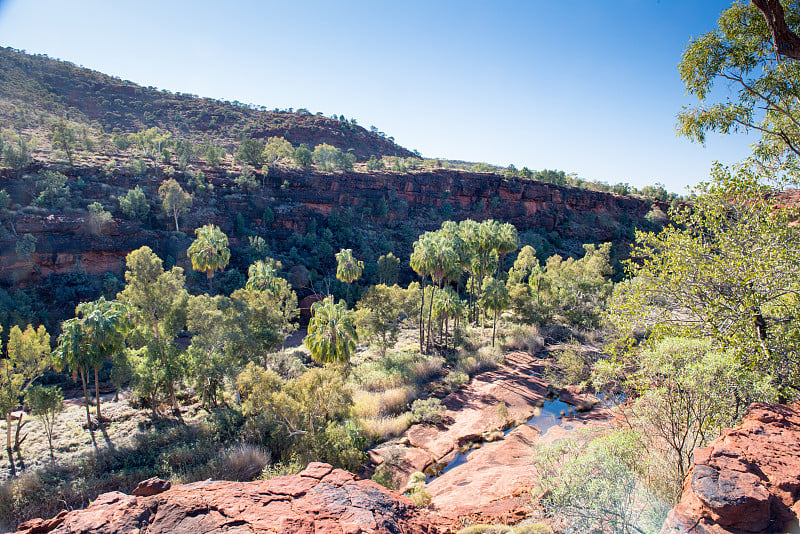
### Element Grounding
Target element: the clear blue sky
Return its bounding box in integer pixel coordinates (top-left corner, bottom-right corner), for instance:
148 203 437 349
0 0 753 193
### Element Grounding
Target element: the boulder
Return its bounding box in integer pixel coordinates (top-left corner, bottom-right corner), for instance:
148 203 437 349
661 403 800 533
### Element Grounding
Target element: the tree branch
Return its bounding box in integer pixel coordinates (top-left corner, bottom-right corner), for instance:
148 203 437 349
753 0 800 60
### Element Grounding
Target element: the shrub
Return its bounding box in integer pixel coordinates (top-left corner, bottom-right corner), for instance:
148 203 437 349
259 457 304 480
359 413 412 442
503 324 544 354
444 371 469 391
211 444 271 481
371 464 400 490
353 387 416 419
410 398 445 425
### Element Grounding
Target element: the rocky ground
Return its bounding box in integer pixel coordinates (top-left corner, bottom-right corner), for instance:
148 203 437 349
367 349 618 519
12 462 447 534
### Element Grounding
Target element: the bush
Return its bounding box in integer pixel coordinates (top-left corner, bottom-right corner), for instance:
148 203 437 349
503 324 544 354
353 387 416 419
210 444 271 481
371 464 401 490
359 413 412 442
410 398 445 425
444 371 469 391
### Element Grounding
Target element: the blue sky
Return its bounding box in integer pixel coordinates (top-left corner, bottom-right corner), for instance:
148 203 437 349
0 0 753 193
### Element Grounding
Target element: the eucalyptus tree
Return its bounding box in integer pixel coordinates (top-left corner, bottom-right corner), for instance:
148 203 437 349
678 1 800 178
188 224 231 293
158 178 192 232
1 324 51 451
118 246 189 416
304 296 358 365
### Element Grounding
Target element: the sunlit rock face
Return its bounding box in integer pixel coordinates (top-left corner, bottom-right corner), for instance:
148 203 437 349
12 462 449 534
661 403 800 534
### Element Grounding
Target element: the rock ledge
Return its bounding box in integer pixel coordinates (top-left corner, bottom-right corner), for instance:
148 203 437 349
13 462 445 534
661 403 800 533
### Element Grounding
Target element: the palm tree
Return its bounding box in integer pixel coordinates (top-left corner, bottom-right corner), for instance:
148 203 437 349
335 249 364 303
246 259 282 294
425 234 459 352
75 298 130 421
56 318 94 427
433 286 466 349
481 276 510 347
188 224 230 293
410 236 434 352
57 298 129 425
304 297 358 365
496 222 519 275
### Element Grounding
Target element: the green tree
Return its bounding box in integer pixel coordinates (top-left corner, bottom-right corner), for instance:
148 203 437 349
87 201 112 234
677 1 800 175
158 178 192 232
186 294 240 407
118 246 188 416
312 143 354 171
355 284 405 357
376 252 400 285
304 296 358 365
1 325 51 451
187 224 231 292
480 276 509 347
56 298 128 425
34 171 70 209
25 385 63 463
607 165 800 396
237 137 265 167
293 145 313 169
624 337 777 502
263 136 294 166
50 120 78 166
202 143 226 167
119 186 149 221
335 248 364 302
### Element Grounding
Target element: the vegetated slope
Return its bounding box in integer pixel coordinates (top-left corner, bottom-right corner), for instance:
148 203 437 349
0 46 413 159
0 46 668 333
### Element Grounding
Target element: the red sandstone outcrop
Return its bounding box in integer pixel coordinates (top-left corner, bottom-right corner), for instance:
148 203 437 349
12 462 445 534
369 351 617 510
661 403 800 533
0 165 658 288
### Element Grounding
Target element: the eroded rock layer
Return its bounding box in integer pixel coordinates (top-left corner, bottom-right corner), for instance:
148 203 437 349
13 462 445 534
662 403 800 534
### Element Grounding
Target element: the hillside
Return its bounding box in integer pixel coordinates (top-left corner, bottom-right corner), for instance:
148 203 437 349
0 46 413 159
0 47 668 334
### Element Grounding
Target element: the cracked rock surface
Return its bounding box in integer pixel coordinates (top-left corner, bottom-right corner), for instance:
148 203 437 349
12 462 445 534
661 403 800 534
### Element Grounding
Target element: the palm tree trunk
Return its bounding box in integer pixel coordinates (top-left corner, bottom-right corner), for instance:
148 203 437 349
5 413 11 452
492 307 498 347
419 277 426 353
95 367 102 421
427 285 437 352
80 369 91 427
